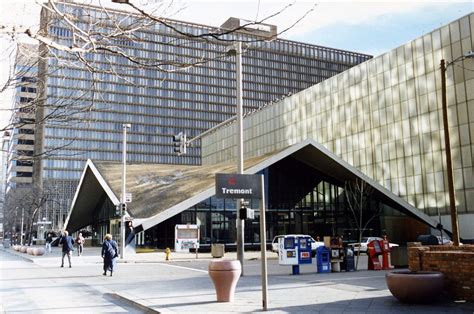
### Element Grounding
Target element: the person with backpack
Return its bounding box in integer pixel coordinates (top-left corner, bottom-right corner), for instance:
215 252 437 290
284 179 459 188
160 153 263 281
101 234 118 276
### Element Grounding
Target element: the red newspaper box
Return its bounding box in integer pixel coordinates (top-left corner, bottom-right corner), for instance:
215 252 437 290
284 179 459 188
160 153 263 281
367 239 382 270
381 235 391 270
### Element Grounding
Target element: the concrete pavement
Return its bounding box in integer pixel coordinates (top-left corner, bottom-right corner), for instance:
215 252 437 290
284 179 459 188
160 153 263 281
1 246 474 313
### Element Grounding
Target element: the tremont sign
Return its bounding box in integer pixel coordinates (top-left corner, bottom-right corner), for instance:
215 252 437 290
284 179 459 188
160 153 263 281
215 173 262 199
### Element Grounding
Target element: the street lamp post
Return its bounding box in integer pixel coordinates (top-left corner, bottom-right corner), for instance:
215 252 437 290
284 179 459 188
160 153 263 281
440 50 474 246
20 207 24 246
228 41 245 274
121 123 131 259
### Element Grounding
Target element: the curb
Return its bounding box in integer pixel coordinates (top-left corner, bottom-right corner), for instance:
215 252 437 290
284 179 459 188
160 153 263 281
0 247 35 263
106 292 164 313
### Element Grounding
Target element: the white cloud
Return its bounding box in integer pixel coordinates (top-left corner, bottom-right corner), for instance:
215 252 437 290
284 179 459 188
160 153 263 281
169 0 464 39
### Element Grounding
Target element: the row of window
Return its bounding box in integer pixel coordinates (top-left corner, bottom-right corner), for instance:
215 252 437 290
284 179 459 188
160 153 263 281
43 124 207 143
45 134 201 153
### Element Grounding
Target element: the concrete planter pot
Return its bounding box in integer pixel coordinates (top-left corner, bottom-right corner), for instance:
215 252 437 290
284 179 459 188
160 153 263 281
26 247 34 255
12 245 20 251
33 247 45 256
20 246 28 253
386 271 444 303
208 260 241 302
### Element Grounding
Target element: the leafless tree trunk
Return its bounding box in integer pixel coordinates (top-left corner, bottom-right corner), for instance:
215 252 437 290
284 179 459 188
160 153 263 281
3 183 55 245
344 178 379 270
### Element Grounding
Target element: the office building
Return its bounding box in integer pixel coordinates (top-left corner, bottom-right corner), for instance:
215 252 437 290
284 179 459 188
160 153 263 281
35 1 371 230
6 45 37 193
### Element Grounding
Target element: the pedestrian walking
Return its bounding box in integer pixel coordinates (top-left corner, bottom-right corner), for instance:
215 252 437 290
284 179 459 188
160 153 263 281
45 233 53 253
76 232 85 256
101 234 118 276
59 231 74 268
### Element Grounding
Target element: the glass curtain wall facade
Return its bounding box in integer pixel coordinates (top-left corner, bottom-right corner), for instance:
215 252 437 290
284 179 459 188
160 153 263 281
35 2 371 230
202 13 474 239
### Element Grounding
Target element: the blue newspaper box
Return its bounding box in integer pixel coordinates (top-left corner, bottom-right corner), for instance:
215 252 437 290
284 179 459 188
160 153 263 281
297 236 313 265
316 246 331 273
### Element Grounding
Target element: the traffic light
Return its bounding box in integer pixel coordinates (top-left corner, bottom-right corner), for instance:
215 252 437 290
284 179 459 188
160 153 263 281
116 203 127 216
172 132 187 156
239 201 254 220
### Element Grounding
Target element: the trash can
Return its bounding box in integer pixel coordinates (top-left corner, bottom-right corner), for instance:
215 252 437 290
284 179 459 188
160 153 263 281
416 235 439 245
211 243 225 258
341 247 355 271
316 246 331 273
3 239 11 248
390 246 408 268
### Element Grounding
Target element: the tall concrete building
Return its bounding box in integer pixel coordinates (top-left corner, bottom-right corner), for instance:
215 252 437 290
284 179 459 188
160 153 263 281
6 45 37 194
35 1 371 230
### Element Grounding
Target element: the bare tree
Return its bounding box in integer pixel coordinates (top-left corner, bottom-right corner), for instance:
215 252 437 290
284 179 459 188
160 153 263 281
344 178 380 270
3 182 56 245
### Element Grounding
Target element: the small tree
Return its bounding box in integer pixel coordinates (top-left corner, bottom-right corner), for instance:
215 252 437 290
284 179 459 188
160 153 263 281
344 178 379 270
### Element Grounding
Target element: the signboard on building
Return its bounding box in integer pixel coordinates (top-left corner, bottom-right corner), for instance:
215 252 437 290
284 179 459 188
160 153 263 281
215 173 261 199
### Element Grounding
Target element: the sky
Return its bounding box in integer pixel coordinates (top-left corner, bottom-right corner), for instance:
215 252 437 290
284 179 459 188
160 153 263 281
0 0 473 129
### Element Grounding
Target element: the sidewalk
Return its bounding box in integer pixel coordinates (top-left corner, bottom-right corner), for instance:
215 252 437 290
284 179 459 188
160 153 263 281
4 245 278 266
2 245 474 313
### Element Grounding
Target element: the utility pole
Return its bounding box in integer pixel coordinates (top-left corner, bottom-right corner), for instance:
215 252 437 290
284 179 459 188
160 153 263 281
233 41 245 274
121 123 131 259
20 207 24 246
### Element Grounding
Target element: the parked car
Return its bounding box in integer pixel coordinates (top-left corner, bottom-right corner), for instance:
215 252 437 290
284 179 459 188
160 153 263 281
271 234 324 257
347 237 399 254
436 236 454 245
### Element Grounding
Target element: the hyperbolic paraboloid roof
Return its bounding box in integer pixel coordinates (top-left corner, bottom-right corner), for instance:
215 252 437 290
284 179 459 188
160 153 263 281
64 139 440 233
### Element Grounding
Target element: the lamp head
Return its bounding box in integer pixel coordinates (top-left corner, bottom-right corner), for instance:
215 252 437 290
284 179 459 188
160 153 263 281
226 49 237 56
464 50 474 58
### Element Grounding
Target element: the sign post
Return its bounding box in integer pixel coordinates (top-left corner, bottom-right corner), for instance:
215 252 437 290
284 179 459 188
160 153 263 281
215 173 268 310
259 174 268 311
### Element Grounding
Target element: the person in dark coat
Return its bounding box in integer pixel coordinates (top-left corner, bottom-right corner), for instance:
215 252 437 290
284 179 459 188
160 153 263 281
45 233 53 253
101 234 118 276
59 231 74 268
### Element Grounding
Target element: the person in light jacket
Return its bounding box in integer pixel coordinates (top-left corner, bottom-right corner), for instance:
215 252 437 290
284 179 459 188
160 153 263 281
101 234 118 276
76 232 85 256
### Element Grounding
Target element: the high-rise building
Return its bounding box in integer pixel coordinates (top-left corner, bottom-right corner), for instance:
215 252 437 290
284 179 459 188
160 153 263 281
6 45 37 193
34 2 371 230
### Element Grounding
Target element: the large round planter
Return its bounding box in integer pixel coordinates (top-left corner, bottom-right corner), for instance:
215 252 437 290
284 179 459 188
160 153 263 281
13 245 19 251
33 247 45 256
208 260 241 302
26 247 34 255
20 246 28 253
386 271 444 303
